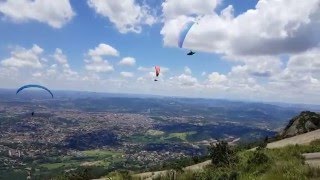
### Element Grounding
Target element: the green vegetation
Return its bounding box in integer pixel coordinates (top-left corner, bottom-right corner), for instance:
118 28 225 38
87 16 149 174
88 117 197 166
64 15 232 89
101 171 134 180
82 149 122 158
128 134 166 143
0 150 125 180
166 132 196 141
124 139 320 180
209 141 238 167
128 131 197 144
150 116 168 122
0 169 28 180
146 129 165 136
39 162 74 170
54 167 105 180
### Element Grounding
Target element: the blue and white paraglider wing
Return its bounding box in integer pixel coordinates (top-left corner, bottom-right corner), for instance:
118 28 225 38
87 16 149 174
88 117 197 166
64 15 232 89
178 21 196 48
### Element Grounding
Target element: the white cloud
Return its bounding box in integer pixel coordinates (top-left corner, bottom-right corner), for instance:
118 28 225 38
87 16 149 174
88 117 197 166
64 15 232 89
85 58 114 73
88 43 119 58
202 48 320 103
138 66 153 72
162 0 220 19
0 0 75 28
227 56 283 78
32 72 42 78
87 0 156 33
220 5 234 20
82 73 101 81
136 72 155 83
158 0 320 103
85 44 117 73
54 48 68 65
203 72 230 92
0 45 82 90
119 57 136 66
161 0 320 56
208 72 227 84
170 74 198 87
0 44 43 68
273 48 320 85
46 65 57 76
1 43 319 104
184 66 192 75
286 49 320 75
120 71 134 78
52 48 78 78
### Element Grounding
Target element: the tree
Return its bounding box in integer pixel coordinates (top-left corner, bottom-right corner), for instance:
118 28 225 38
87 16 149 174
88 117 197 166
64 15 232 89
208 141 238 167
257 136 268 150
192 156 200 164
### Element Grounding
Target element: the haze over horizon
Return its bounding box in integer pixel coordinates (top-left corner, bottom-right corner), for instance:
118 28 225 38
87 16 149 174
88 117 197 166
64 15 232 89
0 0 319 104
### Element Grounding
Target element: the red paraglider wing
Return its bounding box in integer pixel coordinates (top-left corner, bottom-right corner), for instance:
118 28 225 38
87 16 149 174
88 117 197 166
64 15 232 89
155 66 160 77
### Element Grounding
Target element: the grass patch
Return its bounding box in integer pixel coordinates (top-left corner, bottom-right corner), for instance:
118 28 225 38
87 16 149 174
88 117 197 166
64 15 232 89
39 162 75 170
128 131 197 144
80 160 107 167
166 132 196 142
0 169 28 180
82 150 122 158
128 134 166 143
146 130 165 136
37 150 123 172
150 116 167 122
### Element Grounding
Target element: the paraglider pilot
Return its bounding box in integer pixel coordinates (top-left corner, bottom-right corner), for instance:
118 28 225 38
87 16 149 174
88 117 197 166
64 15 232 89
154 66 160 81
187 50 195 56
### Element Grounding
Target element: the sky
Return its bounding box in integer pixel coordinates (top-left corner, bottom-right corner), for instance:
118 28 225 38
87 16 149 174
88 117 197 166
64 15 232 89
0 0 319 104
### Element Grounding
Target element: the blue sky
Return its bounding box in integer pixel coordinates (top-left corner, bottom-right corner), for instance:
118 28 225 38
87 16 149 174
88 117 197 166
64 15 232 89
0 0 319 104
0 0 239 75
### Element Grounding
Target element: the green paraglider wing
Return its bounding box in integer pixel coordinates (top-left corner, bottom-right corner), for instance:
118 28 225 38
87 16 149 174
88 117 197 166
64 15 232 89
16 84 54 98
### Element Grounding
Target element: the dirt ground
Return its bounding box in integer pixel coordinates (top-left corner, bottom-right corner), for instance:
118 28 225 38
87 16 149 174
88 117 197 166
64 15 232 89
267 129 320 149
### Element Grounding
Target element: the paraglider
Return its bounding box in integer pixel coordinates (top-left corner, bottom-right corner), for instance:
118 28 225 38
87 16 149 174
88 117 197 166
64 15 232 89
16 84 53 116
178 20 197 55
16 84 54 98
187 51 195 56
154 66 160 81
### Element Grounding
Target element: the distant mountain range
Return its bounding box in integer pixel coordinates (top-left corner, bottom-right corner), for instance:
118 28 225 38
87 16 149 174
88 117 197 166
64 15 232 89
1 88 318 130
1 88 319 111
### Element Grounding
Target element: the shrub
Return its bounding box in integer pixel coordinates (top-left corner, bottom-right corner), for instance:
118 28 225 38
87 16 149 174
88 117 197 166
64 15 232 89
244 150 271 176
247 151 269 166
192 156 200 164
209 141 238 167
